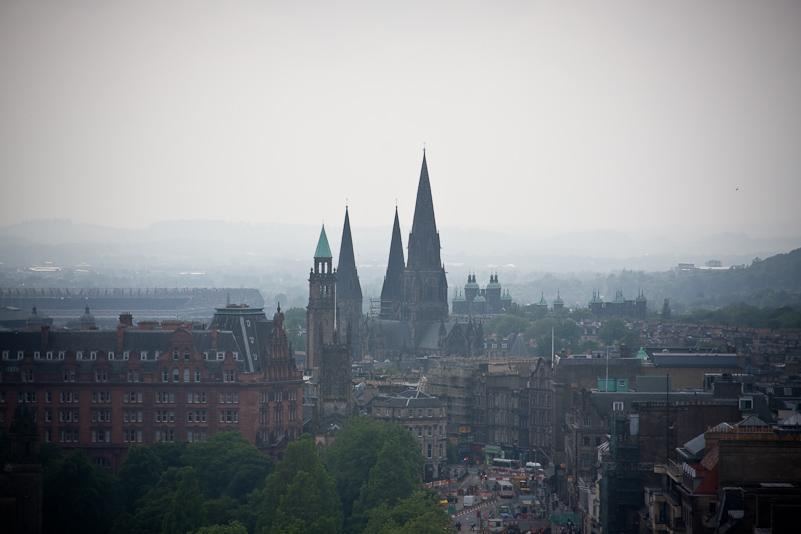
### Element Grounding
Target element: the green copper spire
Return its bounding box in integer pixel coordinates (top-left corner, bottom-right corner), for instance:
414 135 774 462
314 224 332 259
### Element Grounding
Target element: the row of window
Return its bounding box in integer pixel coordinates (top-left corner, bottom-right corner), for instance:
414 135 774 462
259 390 298 403
407 425 445 437
259 408 297 424
42 427 209 445
2 350 242 362
377 407 445 418
9 390 234 406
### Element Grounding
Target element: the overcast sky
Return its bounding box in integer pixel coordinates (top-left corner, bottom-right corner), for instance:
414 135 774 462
2 1 800 242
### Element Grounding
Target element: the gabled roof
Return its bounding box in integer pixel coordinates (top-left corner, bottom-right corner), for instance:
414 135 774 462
314 225 332 259
737 414 769 427
778 411 801 426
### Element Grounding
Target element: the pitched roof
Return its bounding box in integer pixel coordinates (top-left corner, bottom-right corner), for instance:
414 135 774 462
314 225 332 259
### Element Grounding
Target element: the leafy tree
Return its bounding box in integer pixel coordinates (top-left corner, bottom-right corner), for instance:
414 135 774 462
194 522 249 534
163 467 208 534
151 440 188 470
43 449 125 534
113 466 185 534
484 314 531 338
283 307 307 352
350 436 424 530
258 434 342 534
324 417 424 526
118 444 163 512
363 490 455 534
662 298 672 320
523 318 558 343
182 431 274 501
598 318 627 345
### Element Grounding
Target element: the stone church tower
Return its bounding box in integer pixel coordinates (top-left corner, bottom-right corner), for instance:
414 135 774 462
398 152 449 338
306 225 336 374
335 207 364 361
306 224 353 433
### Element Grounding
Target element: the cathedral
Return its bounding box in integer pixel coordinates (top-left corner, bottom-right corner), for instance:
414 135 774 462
306 152 484 417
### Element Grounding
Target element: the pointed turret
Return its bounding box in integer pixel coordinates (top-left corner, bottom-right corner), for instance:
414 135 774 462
406 151 442 270
380 207 406 319
314 225 332 260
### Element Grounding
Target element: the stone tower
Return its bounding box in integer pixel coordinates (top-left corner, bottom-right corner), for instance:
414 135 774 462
336 207 364 361
306 225 336 374
398 152 449 336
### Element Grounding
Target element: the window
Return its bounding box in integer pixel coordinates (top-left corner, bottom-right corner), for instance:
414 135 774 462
162 369 168 382
739 397 753 410
90 351 97 360
140 351 147 360
173 350 179 360
583 435 590 446
172 368 179 382
427 444 432 458
184 350 190 360
94 370 107 382
195 369 201 382
224 370 235 382
613 402 624 411
183 369 190 382
217 352 225 360
582 453 591 468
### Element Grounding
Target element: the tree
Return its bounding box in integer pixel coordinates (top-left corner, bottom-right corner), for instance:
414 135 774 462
162 467 208 534
324 417 424 526
598 318 627 345
193 522 248 534
363 490 455 534
118 445 163 512
258 434 342 534
350 436 423 530
182 431 274 501
484 314 531 338
662 298 672 320
44 449 125 534
112 466 185 534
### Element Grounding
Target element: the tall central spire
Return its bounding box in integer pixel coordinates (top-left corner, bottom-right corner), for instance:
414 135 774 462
406 152 442 270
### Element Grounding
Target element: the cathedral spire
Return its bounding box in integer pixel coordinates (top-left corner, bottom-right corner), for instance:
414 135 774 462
380 206 406 307
407 152 442 270
337 207 362 300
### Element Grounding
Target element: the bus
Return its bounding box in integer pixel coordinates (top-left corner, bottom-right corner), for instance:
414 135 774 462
491 458 521 470
512 475 530 494
495 479 514 499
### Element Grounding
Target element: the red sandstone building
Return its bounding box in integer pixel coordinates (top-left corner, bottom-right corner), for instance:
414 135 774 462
0 304 303 470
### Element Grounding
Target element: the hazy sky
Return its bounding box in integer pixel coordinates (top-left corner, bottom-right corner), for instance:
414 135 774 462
2 1 800 240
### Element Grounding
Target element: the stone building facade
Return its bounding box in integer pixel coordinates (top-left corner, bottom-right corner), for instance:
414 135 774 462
0 305 304 471
366 388 448 481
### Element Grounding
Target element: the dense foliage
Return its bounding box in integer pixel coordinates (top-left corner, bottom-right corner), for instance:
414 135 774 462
39 426 452 534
